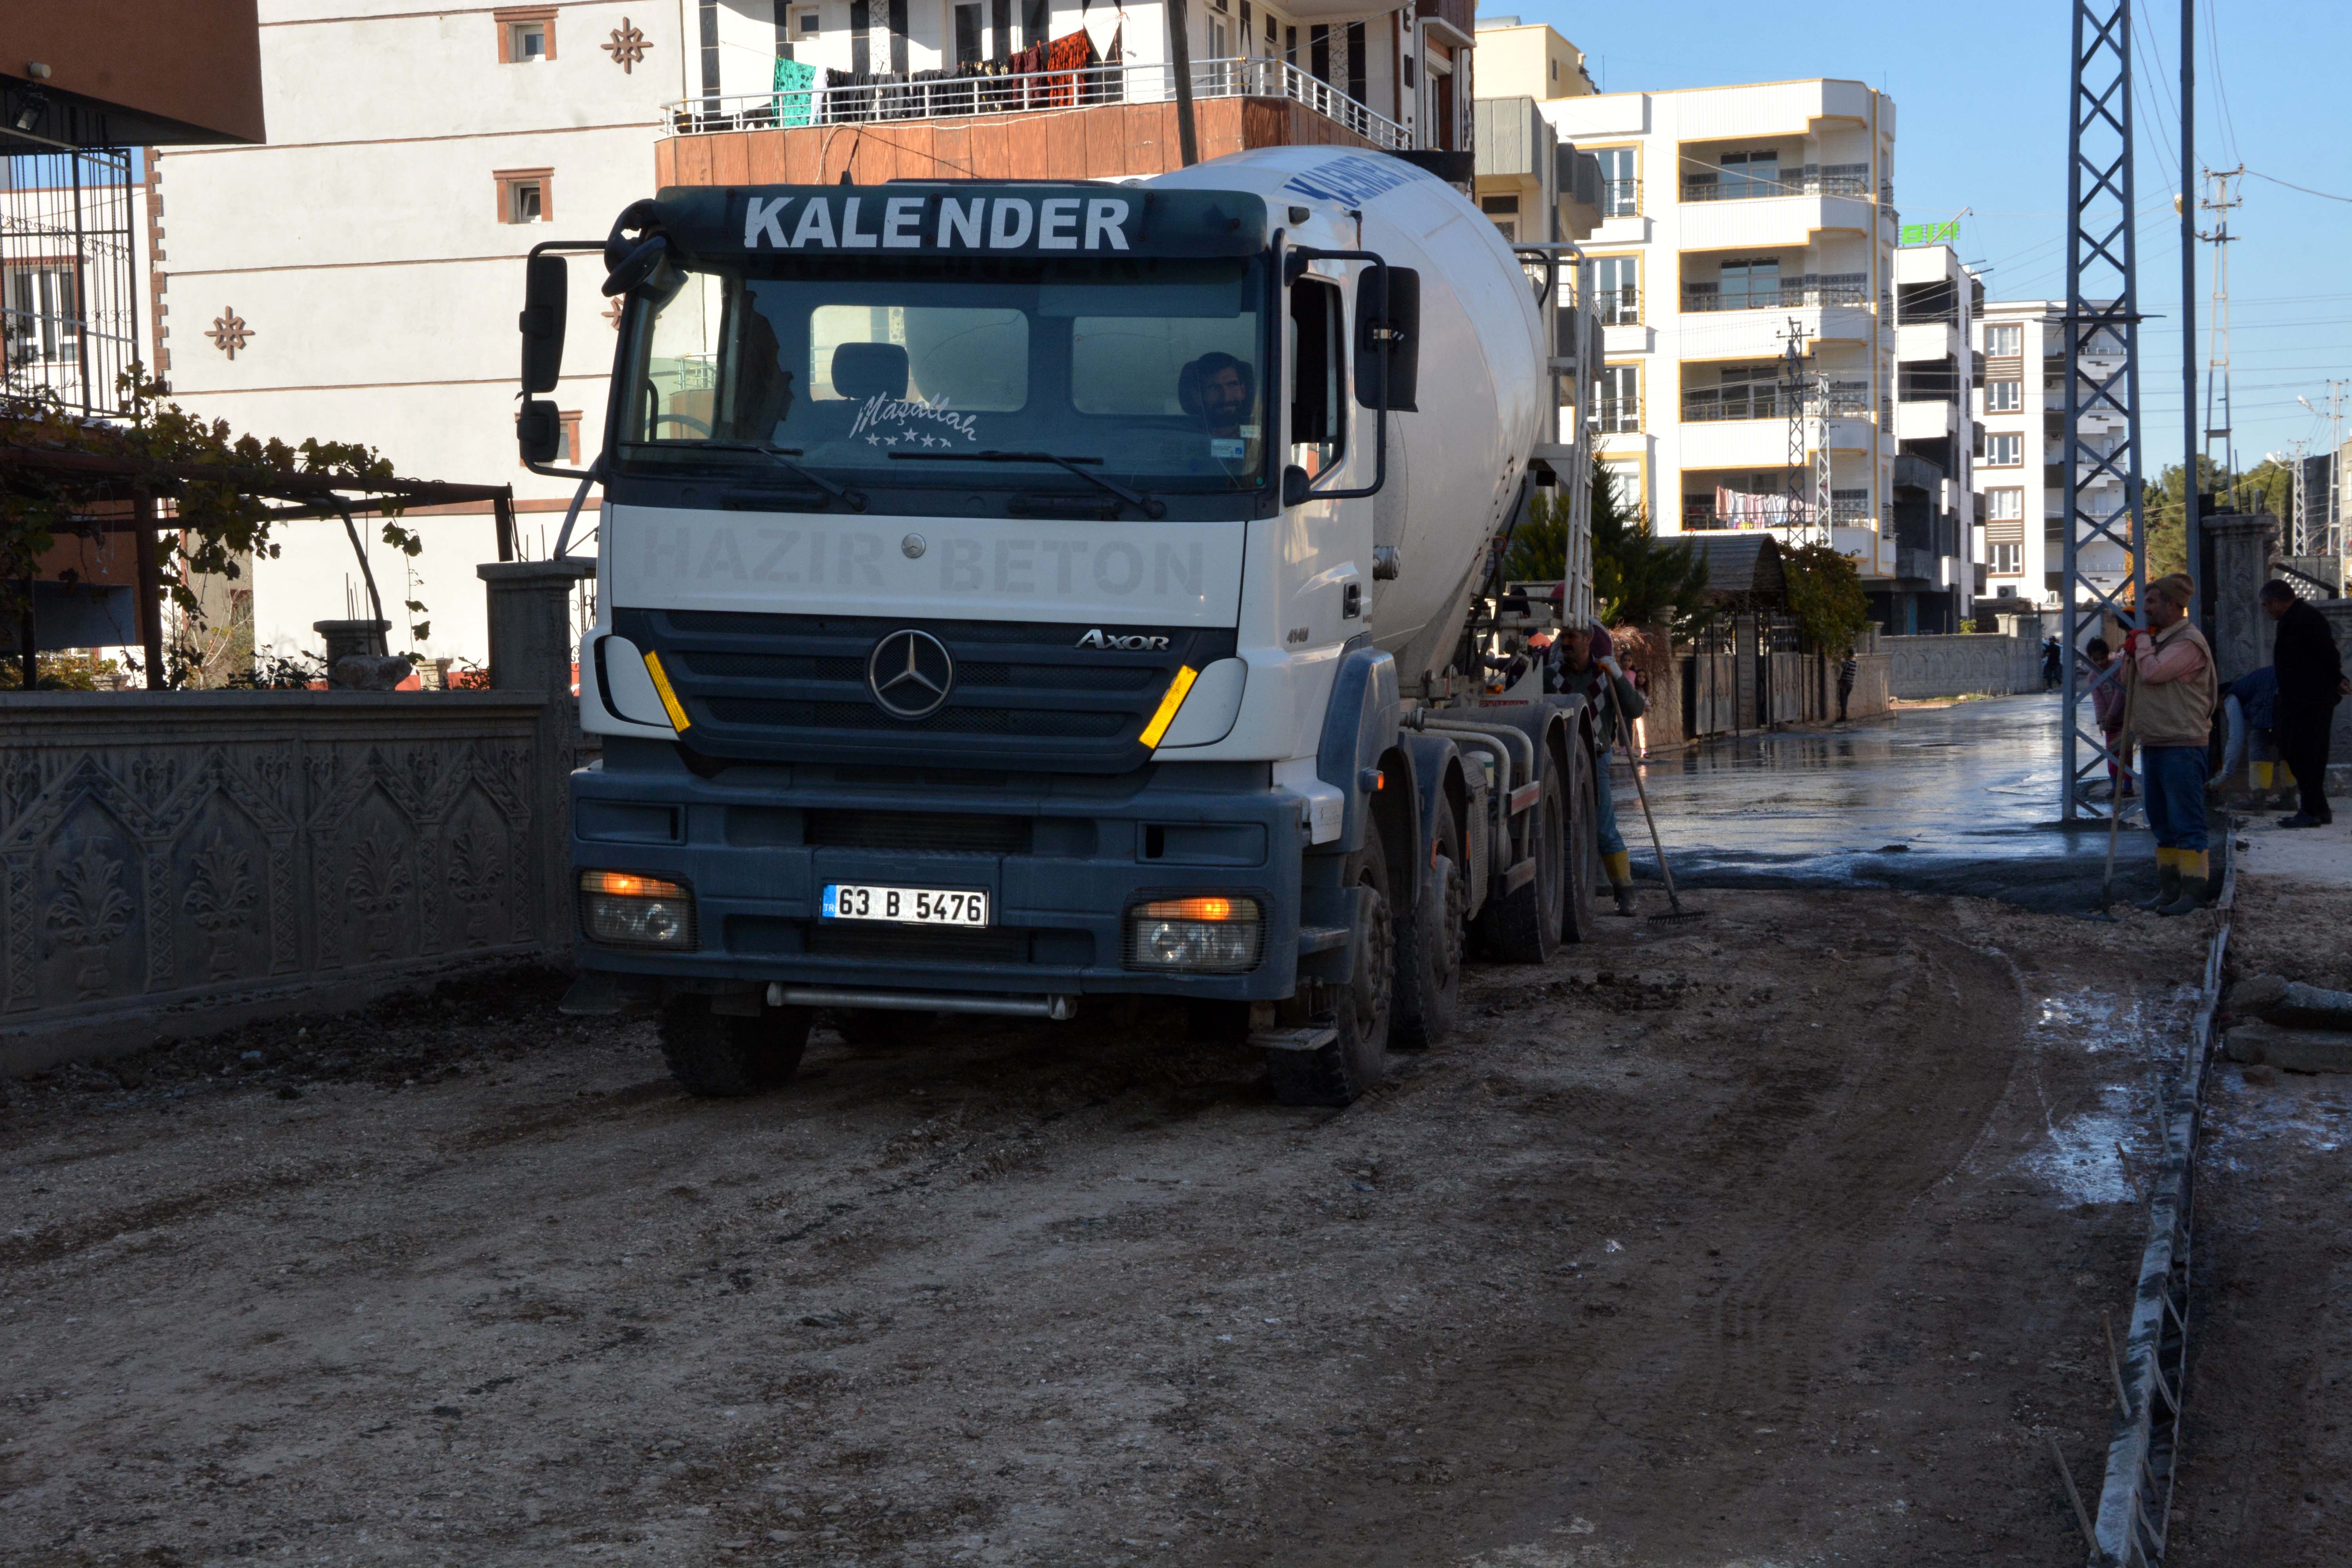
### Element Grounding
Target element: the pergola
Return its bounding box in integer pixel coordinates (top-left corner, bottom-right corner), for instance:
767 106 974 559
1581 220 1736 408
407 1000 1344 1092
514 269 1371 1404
0 442 520 690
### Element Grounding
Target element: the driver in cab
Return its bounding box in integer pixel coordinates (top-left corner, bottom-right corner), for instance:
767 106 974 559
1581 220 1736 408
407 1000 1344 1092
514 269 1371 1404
1180 352 1260 478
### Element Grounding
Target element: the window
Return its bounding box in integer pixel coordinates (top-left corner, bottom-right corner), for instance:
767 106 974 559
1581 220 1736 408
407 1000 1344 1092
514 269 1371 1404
1989 542 2021 573
1288 276 1345 475
952 0 983 66
1985 487 2023 522
1592 255 1638 325
4 267 79 366
1595 147 1637 217
1986 433 2022 466
794 6 821 36
496 168 552 223
1984 323 2022 358
495 6 557 61
1717 257 1780 310
620 254 1274 497
1719 149 1781 198
1597 364 1639 432
1986 379 2022 412
1481 195 1519 241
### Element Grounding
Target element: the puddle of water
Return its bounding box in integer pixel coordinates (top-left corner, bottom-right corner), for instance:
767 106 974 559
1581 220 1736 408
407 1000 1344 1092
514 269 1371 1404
2024 1085 2142 1205
2010 985 2194 1204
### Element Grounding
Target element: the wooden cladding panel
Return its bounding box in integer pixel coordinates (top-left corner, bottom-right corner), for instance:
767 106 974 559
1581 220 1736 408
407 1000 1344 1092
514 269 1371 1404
655 98 1379 188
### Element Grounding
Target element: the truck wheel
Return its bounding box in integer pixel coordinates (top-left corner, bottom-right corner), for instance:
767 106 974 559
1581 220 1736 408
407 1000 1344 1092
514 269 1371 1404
1269 829 1395 1107
659 997 814 1098
1478 768 1563 964
1392 793 1465 1049
1560 739 1600 945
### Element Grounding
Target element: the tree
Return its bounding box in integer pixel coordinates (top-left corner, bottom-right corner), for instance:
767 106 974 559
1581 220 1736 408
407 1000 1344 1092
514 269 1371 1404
1781 542 1871 655
2143 455 2295 578
1588 465 1706 628
1498 486 1570 583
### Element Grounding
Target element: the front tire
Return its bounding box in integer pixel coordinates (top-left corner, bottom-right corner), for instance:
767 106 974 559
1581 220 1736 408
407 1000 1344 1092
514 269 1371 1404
659 997 814 1098
1392 793 1466 1049
1270 829 1396 1107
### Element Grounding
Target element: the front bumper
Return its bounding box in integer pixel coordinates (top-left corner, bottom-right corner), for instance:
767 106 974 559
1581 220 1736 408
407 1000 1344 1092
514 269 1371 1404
570 740 1309 1002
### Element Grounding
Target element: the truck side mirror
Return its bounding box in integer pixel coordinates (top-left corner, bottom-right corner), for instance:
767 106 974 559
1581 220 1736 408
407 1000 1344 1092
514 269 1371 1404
520 254 567 394
517 399 564 465
1281 464 1311 508
1354 264 1420 412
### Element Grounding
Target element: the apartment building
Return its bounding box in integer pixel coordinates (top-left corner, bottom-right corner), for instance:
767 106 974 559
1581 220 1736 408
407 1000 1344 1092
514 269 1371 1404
1885 241 1978 632
1531 78 1904 592
1970 299 2131 614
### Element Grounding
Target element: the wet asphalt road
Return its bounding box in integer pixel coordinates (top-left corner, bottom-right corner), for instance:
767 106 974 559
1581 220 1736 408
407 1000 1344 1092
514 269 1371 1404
1615 692 2167 915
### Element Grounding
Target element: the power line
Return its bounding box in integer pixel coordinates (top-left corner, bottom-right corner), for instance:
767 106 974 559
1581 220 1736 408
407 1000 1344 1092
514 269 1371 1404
2243 169 2352 205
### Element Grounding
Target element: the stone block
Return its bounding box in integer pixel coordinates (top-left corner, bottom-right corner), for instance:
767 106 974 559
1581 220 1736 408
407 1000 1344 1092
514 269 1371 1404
2223 1022 2352 1074
2228 973 2352 1032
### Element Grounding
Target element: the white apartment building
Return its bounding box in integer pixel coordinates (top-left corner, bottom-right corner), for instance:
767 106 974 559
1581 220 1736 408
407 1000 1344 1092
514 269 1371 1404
1886 240 1977 632
1536 79 1902 587
1970 299 2131 614
155 0 1472 667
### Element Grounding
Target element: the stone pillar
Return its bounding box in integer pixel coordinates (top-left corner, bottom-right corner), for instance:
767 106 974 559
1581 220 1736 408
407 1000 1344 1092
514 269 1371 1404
2204 513 2281 685
479 559 595 952
314 618 389 667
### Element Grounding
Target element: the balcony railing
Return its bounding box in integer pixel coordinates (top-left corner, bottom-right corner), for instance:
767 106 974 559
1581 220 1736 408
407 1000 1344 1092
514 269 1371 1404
1682 492 1872 531
1595 285 1639 326
1601 178 1640 218
661 56 1410 149
1680 276 1866 313
1679 163 1871 203
1682 379 1871 423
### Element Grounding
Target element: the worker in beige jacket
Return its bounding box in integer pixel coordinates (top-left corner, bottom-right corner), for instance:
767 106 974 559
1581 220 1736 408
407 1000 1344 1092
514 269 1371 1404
2125 574 2220 915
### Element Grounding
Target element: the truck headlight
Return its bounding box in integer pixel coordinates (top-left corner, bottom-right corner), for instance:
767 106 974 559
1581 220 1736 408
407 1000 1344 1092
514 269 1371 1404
1125 895 1263 973
580 870 697 949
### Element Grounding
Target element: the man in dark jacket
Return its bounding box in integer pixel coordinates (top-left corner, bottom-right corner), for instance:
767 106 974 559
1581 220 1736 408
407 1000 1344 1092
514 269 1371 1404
2261 579 2349 828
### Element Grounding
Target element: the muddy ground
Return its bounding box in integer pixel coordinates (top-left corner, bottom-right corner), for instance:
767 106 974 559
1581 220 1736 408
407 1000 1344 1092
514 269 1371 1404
2169 869 2352 1566
0 889 2212 1567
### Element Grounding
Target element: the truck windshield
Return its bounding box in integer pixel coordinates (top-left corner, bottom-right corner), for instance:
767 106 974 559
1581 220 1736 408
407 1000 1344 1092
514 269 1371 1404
617 254 1270 495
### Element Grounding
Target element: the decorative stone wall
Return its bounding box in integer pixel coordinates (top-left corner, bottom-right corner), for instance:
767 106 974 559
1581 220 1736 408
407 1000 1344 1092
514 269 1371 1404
0 691 554 1073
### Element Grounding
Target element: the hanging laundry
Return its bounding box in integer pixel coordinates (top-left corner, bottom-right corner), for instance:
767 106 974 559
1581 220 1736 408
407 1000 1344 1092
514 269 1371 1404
772 57 818 127
1040 30 1093 107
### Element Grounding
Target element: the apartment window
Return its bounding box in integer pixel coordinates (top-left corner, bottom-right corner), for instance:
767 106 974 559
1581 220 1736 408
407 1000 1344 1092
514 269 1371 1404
1696 149 1780 200
1986 433 2022 466
1595 147 1637 217
952 0 984 65
4 267 79 365
1990 542 2022 574
1986 379 2022 413
1718 257 1780 310
496 168 553 223
1597 364 1640 433
1986 487 2024 523
1593 255 1638 325
794 5 821 38
1985 323 2022 358
495 7 557 61
1481 195 1519 241
1209 16 1230 56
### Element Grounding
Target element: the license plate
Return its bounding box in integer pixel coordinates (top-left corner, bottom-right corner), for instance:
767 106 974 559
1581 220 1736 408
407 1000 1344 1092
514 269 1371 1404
821 883 990 926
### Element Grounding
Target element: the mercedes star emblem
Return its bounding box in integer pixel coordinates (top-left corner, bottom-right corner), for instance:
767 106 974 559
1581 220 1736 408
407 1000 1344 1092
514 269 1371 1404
866 629 954 719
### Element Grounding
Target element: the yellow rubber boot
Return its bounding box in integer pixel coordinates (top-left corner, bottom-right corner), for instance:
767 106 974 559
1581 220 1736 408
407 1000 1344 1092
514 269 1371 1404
2135 847 2180 911
1603 851 1636 916
2158 849 2209 917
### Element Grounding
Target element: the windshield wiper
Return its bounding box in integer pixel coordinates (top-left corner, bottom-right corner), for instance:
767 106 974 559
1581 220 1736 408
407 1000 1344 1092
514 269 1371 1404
624 440 867 512
892 449 1165 519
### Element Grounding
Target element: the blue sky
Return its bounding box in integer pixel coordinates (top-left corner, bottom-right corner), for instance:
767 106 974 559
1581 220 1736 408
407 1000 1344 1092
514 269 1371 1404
1490 0 2352 475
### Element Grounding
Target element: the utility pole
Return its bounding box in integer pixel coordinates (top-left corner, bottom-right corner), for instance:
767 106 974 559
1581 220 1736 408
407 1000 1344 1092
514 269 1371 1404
2178 0 2198 617
2197 165 2244 505
2060 0 2148 827
1779 316 1824 547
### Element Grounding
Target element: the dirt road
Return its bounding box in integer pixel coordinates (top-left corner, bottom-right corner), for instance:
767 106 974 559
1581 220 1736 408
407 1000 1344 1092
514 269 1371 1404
0 890 2207 1566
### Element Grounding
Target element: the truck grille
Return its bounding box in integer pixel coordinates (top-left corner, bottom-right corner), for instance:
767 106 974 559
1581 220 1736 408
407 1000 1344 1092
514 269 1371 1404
614 610 1237 773
804 809 1032 855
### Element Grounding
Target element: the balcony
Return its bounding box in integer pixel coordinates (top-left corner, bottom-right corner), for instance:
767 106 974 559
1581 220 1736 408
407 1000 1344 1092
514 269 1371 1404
1675 192 1878 251
655 57 1408 185
1680 490 1874 532
1895 319 1963 365
1679 163 1871 202
1594 397 1641 435
1601 177 1641 218
1681 379 1869 424
1679 276 1866 314
1894 397 1959 443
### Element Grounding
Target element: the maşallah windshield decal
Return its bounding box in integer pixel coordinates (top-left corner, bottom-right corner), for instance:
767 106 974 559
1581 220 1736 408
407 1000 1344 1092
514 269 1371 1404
849 394 982 450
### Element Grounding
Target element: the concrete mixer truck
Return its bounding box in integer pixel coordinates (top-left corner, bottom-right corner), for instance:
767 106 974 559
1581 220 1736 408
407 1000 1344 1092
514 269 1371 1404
521 145 1598 1107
